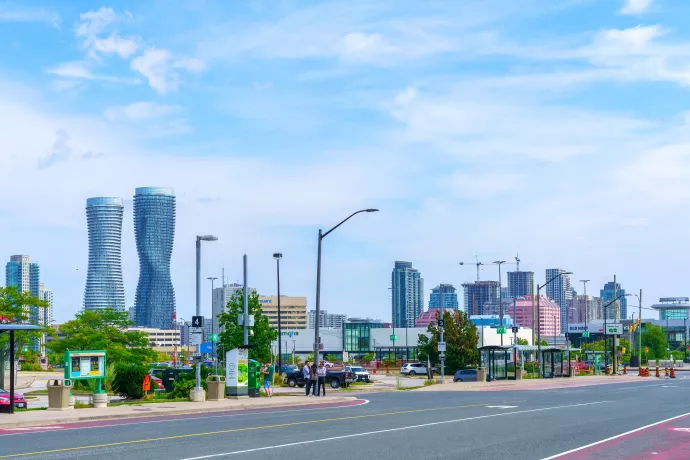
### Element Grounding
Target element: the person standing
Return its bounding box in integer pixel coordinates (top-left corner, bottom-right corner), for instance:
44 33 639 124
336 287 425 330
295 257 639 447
303 361 312 396
309 362 318 397
317 361 327 396
261 361 274 397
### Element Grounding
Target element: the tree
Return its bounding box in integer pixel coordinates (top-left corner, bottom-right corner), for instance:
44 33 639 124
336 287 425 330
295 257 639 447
47 308 155 365
217 291 277 364
417 310 478 373
0 286 49 354
642 324 668 360
516 338 529 346
362 353 375 363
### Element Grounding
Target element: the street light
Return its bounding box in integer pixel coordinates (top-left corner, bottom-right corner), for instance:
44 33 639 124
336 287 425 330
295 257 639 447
537 271 573 378
603 293 632 373
194 235 218 401
580 280 590 353
314 209 379 365
273 253 283 375
632 292 642 368
493 261 506 346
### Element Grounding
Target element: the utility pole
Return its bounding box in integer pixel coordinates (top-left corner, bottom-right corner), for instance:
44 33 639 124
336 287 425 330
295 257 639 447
581 280 589 352
639 289 642 368
207 276 218 375
243 255 249 346
494 261 506 346
440 286 445 382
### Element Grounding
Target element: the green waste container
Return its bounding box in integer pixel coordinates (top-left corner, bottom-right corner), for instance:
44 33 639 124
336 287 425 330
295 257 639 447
248 359 261 398
161 368 190 393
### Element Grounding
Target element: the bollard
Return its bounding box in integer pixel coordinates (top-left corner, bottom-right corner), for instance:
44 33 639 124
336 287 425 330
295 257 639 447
623 365 627 375
671 368 676 379
656 367 660 378
665 368 669 377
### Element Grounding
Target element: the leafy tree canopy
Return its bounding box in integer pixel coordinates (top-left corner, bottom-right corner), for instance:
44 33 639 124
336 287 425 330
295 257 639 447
642 324 668 360
217 291 277 364
0 286 49 353
417 310 478 373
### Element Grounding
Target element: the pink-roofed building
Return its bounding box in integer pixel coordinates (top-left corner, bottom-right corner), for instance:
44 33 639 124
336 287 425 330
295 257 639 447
512 295 560 338
415 308 443 329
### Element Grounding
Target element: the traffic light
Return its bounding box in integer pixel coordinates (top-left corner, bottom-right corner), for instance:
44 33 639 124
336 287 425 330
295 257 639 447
622 347 626 354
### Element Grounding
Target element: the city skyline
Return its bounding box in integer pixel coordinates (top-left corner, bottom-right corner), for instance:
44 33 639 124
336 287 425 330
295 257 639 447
3 2 688 324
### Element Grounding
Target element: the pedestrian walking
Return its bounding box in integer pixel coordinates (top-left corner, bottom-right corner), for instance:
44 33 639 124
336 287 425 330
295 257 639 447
261 361 274 397
309 362 318 397
317 361 327 396
303 361 313 396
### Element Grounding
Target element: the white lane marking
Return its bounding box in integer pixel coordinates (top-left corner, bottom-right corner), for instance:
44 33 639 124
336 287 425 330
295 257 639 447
486 406 518 409
1 426 64 431
540 411 690 459
178 401 611 460
0 399 369 437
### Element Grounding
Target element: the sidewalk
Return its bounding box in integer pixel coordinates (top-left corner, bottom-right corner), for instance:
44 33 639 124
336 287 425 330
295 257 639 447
0 396 357 429
413 374 660 392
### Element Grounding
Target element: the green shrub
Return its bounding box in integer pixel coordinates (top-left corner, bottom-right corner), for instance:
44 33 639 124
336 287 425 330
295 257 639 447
169 370 208 399
20 362 43 371
524 361 539 374
112 363 149 399
424 379 436 386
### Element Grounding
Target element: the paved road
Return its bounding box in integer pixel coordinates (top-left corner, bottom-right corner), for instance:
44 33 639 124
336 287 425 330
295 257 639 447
2 378 690 459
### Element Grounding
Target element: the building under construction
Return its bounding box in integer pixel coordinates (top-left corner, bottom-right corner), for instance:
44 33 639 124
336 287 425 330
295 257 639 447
462 281 500 316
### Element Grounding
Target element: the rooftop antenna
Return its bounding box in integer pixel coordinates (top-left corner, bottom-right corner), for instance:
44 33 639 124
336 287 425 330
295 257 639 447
515 253 520 272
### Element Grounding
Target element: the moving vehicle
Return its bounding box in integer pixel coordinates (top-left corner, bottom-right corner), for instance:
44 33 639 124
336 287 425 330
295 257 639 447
0 389 27 409
345 366 371 383
285 367 357 389
401 363 429 376
453 369 478 382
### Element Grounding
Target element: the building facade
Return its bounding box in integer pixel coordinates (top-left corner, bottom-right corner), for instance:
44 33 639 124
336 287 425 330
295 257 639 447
308 309 347 329
391 261 424 328
511 295 560 339
212 284 256 333
127 327 180 355
462 280 499 316
507 271 534 298
415 308 442 328
6 255 50 351
84 197 126 311
259 296 308 330
428 284 459 309
600 281 627 320
567 295 600 324
650 297 690 321
134 187 176 329
545 269 573 333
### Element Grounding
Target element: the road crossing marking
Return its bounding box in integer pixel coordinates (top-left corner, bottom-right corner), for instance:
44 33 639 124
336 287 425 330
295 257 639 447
486 405 518 409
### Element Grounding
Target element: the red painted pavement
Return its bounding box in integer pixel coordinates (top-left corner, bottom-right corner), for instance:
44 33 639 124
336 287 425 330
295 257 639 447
0 399 367 435
480 377 654 391
551 413 690 460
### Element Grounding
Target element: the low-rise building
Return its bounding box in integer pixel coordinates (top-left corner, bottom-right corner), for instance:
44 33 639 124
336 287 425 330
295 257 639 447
259 296 308 329
128 327 180 355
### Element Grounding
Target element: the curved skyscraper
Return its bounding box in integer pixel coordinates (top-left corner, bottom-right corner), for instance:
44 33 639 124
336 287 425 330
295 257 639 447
134 187 176 329
84 197 126 311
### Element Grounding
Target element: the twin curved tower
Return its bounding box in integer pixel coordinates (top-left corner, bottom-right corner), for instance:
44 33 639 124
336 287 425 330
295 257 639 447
84 188 176 329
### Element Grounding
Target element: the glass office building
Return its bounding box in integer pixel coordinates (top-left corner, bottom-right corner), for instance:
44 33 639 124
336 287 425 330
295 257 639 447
343 318 383 356
134 187 176 329
84 197 126 311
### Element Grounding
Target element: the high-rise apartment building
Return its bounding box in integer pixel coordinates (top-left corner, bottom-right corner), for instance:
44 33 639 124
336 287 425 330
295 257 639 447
545 269 573 333
507 271 534 298
259 296 308 330
428 284 459 309
391 261 424 328
462 281 499 316
38 282 53 328
6 255 51 351
212 283 257 333
134 187 176 329
84 197 126 311
600 281 627 320
567 295 600 324
308 309 347 329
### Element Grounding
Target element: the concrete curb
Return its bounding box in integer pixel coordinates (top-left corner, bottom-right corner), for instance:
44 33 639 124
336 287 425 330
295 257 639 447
1 397 357 429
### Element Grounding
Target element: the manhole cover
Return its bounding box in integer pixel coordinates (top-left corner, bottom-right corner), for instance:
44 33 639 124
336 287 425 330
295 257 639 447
132 408 152 411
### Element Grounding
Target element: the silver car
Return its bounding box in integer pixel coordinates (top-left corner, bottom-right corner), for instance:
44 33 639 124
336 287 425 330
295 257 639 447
401 363 428 376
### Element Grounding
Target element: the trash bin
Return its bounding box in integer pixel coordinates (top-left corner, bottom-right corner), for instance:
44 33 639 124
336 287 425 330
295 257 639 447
207 375 226 401
248 360 261 398
47 379 73 411
162 368 190 393
476 368 487 382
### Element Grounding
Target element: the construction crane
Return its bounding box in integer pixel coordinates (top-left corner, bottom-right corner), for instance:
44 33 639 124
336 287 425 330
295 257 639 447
459 256 483 281
515 253 520 272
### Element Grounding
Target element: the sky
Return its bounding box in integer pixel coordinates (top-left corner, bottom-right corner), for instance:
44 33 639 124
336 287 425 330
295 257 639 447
1 0 689 324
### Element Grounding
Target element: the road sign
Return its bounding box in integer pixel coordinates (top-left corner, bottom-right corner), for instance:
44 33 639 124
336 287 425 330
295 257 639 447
390 334 398 341
438 320 445 328
192 316 204 328
190 331 202 346
438 342 447 352
604 324 623 335
497 326 507 334
192 352 201 358
511 326 519 333
210 334 218 342
582 331 590 338
200 343 213 354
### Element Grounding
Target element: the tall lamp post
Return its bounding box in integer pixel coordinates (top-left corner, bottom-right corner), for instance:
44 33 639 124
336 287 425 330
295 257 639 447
194 235 218 400
207 277 218 374
314 209 378 365
580 280 590 353
603 293 632 373
494 261 506 346
633 291 642 368
273 253 283 375
537 271 573 378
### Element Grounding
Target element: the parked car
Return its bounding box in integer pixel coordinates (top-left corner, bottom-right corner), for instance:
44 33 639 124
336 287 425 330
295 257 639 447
279 365 298 374
285 367 357 389
151 376 165 390
401 363 429 376
345 366 371 383
453 369 478 382
0 389 27 409
149 362 173 368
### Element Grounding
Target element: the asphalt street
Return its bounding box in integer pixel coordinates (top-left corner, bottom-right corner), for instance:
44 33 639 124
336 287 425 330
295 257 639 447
2 378 690 460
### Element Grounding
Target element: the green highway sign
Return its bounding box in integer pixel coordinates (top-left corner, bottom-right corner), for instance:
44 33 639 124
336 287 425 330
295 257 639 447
497 326 507 334
210 334 219 342
582 331 590 338
390 334 398 341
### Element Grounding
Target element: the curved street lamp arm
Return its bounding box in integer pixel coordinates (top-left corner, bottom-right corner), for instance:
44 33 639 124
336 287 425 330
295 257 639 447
602 293 632 311
322 209 377 239
538 272 571 291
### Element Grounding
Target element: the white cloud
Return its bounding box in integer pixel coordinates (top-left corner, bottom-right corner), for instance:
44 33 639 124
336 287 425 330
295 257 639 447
91 34 139 59
130 48 205 95
75 7 127 39
74 7 137 60
0 4 59 27
47 61 140 84
104 102 181 121
620 0 654 15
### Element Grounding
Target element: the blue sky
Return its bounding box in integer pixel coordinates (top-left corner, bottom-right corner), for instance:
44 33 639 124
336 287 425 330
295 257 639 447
1 0 690 323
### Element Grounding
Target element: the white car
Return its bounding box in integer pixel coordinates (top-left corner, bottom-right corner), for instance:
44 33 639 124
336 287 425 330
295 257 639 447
401 363 428 376
346 366 371 383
